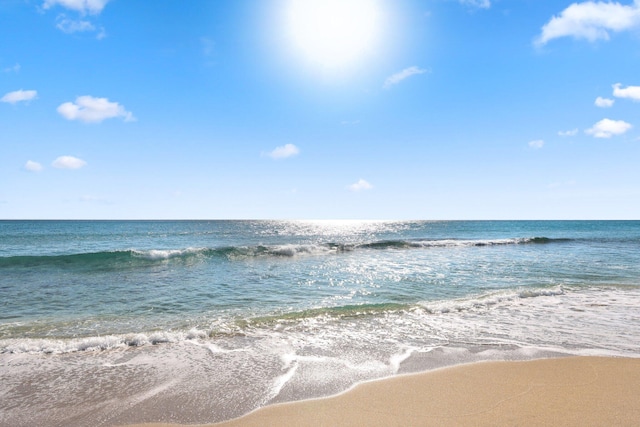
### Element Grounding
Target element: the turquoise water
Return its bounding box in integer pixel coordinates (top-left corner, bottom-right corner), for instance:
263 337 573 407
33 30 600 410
1 220 639 348
1 220 640 425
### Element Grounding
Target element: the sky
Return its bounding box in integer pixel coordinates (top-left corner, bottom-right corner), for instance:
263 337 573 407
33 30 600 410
2 0 640 219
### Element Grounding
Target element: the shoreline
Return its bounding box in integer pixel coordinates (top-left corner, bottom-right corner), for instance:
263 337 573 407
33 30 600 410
127 356 640 427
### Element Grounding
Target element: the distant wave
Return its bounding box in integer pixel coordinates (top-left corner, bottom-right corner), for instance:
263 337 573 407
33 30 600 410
0 237 569 269
0 248 212 269
357 237 561 249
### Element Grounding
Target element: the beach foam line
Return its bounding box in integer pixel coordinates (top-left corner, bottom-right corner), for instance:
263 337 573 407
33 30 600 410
123 356 640 427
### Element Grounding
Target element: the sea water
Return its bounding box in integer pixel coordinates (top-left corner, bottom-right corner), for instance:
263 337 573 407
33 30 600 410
1 220 639 426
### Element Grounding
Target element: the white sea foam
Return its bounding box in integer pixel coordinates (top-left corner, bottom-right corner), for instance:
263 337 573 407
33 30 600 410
132 247 206 260
418 286 566 314
389 346 416 373
266 244 337 257
0 330 198 354
265 357 299 403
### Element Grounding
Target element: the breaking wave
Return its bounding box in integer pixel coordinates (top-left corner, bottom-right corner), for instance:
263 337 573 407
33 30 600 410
0 237 568 269
0 285 588 355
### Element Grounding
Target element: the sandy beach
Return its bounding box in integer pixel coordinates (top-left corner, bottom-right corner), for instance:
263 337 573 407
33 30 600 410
129 356 640 427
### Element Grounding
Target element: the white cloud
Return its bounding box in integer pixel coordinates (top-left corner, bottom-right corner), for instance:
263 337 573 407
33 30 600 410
265 144 300 159
56 15 95 33
585 118 632 138
1 89 37 104
57 96 135 123
528 139 544 149
383 66 429 89
42 0 110 15
348 179 373 192
595 96 615 107
3 63 20 73
535 1 640 46
558 128 579 137
24 160 43 172
52 156 87 169
459 0 491 9
612 83 640 101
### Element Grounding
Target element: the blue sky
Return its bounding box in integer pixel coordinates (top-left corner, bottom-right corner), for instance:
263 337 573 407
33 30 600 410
2 0 640 219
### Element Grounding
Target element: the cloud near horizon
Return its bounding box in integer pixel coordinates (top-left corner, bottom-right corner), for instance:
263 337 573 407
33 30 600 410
585 118 632 138
348 179 374 192
383 66 429 89
42 0 110 15
1 89 37 104
57 96 135 123
265 143 300 159
535 0 640 46
52 156 87 169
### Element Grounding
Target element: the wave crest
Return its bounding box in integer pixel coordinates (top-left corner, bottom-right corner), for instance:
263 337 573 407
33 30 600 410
0 237 567 268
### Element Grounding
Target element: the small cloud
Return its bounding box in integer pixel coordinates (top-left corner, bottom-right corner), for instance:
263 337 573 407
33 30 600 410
347 179 373 192
265 143 300 159
1 89 37 104
535 1 640 46
383 66 429 89
52 155 87 169
3 63 20 73
56 15 95 33
341 120 360 126
42 0 111 15
459 0 490 9
612 83 640 101
595 96 615 108
57 96 135 123
24 160 43 172
585 118 632 138
528 139 544 149
558 128 578 137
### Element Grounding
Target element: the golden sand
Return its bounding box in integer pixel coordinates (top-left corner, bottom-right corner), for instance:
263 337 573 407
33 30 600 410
130 356 640 427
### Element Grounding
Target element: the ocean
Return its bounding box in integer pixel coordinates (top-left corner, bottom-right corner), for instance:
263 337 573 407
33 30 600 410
1 220 639 426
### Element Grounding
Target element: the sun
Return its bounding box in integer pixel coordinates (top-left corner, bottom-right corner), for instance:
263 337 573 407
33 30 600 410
285 0 382 72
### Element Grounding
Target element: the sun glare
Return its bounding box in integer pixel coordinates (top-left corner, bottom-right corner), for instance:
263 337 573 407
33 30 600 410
285 0 382 72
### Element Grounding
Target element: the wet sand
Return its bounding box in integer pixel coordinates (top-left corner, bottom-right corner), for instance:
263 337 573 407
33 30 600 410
129 356 640 427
